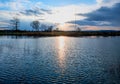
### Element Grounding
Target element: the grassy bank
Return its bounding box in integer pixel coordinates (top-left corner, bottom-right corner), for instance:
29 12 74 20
0 30 120 37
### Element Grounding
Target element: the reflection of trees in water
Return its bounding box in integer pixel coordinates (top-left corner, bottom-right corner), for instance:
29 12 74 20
32 39 40 56
23 38 40 57
3 38 22 55
0 44 13 54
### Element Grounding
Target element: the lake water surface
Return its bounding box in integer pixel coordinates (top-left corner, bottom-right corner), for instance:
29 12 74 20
0 36 120 84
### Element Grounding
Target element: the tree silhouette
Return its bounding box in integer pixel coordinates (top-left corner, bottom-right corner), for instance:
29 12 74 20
30 20 40 31
47 26 53 32
10 17 20 31
76 27 81 32
56 28 59 31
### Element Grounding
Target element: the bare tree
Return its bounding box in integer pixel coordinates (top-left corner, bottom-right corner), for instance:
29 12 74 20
10 17 20 31
47 26 53 32
76 27 81 32
30 20 40 31
56 28 59 31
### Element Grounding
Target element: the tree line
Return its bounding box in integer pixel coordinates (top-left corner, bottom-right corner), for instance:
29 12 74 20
10 17 56 32
10 17 81 32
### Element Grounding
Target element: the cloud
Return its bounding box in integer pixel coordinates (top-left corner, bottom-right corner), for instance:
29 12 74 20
0 0 29 11
19 8 52 20
40 8 52 14
0 0 98 23
69 2 120 27
0 21 10 26
0 0 43 11
81 26 120 31
20 9 44 16
42 4 98 24
96 0 103 4
0 1 101 30
1 0 120 30
0 0 52 21
96 0 120 7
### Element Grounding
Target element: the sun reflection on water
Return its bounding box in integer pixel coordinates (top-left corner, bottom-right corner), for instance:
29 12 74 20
57 36 66 69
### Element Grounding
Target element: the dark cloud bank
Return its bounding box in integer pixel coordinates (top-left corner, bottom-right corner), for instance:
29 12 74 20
69 3 120 27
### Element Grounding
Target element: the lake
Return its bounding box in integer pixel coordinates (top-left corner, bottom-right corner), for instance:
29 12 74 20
0 36 120 84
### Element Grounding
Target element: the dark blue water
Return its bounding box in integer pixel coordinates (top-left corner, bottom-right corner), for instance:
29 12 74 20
0 36 120 84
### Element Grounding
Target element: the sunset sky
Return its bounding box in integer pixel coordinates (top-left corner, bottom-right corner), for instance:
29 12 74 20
0 0 120 30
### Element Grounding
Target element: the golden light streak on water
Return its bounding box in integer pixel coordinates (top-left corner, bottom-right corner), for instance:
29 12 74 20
57 36 66 69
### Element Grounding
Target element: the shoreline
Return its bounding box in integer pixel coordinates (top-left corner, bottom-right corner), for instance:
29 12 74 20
0 30 120 37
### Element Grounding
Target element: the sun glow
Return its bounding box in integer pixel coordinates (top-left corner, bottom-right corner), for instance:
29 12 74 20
57 23 67 30
57 23 76 31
